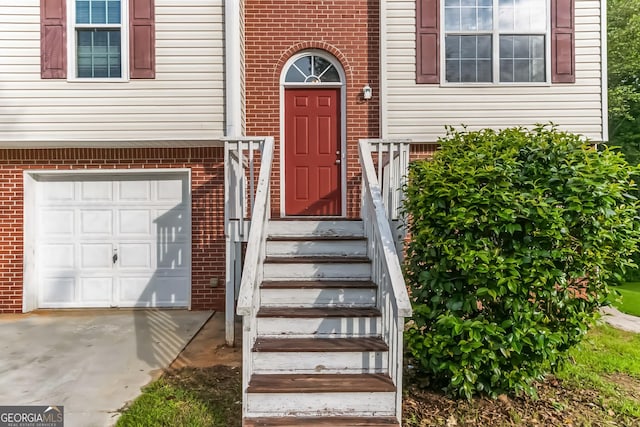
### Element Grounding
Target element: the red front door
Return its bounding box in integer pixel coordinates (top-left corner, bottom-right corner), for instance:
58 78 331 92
284 88 341 216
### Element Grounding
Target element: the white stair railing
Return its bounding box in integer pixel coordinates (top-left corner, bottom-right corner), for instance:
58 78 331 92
359 139 412 422
361 139 410 256
224 137 274 346
228 136 274 419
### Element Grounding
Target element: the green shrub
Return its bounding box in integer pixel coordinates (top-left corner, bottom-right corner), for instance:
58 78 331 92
403 125 640 399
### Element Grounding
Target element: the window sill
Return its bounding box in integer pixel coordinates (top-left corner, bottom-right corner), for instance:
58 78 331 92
438 82 552 88
66 78 131 83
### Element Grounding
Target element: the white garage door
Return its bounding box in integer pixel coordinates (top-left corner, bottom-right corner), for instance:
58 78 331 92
35 173 191 308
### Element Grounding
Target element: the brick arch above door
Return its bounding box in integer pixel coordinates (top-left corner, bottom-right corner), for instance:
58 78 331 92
274 42 354 83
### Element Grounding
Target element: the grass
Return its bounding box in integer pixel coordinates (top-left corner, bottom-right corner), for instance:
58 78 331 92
117 326 640 427
116 366 241 427
557 325 640 419
614 281 640 316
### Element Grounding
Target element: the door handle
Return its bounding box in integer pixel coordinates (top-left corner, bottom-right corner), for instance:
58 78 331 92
335 159 341 164
113 251 118 264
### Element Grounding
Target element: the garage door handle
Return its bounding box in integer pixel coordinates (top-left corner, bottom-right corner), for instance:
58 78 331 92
113 252 118 264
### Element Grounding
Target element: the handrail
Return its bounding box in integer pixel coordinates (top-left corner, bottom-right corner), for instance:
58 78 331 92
224 137 272 346
359 140 412 317
236 136 274 315
359 139 412 422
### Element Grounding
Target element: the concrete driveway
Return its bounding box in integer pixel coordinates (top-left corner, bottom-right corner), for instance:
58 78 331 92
0 310 212 427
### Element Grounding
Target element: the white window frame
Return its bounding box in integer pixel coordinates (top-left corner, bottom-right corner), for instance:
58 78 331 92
440 0 551 86
66 0 129 82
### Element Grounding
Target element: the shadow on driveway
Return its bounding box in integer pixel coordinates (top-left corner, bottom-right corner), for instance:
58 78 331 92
0 309 211 427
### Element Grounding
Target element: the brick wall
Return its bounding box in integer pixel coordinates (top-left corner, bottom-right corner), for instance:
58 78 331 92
245 0 380 218
0 147 225 313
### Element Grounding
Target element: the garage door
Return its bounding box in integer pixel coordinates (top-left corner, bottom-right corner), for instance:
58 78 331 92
35 173 190 308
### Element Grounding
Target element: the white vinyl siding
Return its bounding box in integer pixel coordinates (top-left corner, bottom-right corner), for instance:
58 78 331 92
384 0 605 142
0 0 224 145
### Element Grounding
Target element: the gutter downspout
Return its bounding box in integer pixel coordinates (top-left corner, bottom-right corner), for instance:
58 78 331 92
601 0 609 143
225 0 242 346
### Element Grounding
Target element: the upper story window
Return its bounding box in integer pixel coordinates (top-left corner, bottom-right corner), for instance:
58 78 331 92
40 0 156 80
443 0 547 83
415 0 574 85
73 0 124 78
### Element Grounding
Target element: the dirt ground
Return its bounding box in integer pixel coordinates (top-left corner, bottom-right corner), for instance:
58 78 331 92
169 312 242 371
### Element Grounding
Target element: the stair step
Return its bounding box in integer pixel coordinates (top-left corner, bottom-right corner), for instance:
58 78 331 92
257 307 380 318
265 256 370 264
263 257 372 280
261 280 376 289
244 416 399 426
252 337 389 374
260 282 376 308
268 220 364 238
266 238 367 256
247 373 395 393
253 337 388 352
268 235 366 241
256 307 381 337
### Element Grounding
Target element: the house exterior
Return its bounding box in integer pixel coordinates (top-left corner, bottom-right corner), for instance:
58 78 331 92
0 0 606 315
0 0 606 424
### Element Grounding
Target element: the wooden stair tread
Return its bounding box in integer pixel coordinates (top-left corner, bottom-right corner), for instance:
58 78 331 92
267 235 366 241
247 373 395 393
261 280 376 289
244 416 399 426
257 307 381 318
265 256 370 264
253 337 388 352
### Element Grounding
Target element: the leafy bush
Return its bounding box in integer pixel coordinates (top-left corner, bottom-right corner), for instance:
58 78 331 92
403 126 640 399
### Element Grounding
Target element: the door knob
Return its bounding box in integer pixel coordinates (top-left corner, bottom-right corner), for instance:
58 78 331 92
335 159 341 164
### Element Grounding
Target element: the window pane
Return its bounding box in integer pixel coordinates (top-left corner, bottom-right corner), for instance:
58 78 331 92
76 0 90 24
531 59 545 82
76 0 120 25
478 7 493 30
76 29 121 78
500 35 513 57
320 66 340 82
445 0 461 6
107 0 121 24
460 59 477 81
91 0 107 24
314 56 341 82
500 0 546 32
445 8 461 31
445 35 460 59
284 67 305 83
461 36 476 58
293 56 312 77
460 7 477 30
446 36 492 82
446 59 461 82
499 35 545 82
477 60 492 81
531 35 544 58
499 6 514 31
477 35 491 58
513 35 529 58
500 59 514 82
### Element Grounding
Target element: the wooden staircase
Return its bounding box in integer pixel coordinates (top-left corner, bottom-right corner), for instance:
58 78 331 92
242 219 400 427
